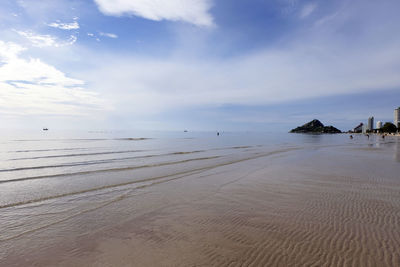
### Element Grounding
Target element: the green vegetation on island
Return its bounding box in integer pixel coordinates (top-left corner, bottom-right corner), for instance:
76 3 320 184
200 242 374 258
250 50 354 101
290 119 342 134
381 122 397 133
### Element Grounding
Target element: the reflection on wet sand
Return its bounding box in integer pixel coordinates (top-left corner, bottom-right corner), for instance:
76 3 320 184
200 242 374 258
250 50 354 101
1 134 400 266
395 137 400 162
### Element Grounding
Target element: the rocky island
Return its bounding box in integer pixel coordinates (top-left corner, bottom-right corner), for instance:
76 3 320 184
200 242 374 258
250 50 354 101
290 119 341 134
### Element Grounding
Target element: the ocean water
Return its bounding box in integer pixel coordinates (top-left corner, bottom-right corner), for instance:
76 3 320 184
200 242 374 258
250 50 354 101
1 130 399 263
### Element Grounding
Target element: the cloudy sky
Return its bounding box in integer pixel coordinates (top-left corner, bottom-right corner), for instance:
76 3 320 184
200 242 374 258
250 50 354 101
0 0 399 131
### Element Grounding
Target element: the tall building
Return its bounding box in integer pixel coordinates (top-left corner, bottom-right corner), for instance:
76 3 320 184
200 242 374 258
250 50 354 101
367 116 374 131
395 107 400 128
376 121 382 129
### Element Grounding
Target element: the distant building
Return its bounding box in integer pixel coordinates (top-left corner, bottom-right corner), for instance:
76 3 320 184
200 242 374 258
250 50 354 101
353 123 363 133
395 107 400 128
376 121 382 129
367 116 374 131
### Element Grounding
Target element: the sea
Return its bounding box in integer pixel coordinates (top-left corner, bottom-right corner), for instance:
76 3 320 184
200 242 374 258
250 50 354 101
1 129 399 264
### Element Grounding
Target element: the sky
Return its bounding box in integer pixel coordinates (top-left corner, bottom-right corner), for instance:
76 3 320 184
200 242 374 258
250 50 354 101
0 0 400 132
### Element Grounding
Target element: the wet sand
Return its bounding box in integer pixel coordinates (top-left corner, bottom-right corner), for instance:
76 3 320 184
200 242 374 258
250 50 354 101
2 142 400 266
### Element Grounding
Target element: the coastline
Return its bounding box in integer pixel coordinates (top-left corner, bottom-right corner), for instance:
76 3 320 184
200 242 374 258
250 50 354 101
1 140 400 266
346 132 400 137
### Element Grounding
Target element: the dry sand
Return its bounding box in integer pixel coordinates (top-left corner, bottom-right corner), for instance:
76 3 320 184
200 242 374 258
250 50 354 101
2 145 400 266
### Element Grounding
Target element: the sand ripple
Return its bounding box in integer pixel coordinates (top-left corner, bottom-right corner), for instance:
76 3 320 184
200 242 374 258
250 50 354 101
1 145 400 266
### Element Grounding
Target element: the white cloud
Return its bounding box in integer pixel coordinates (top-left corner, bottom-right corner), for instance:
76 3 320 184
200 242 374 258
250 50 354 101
81 21 400 116
0 41 25 60
300 3 317 18
0 40 103 116
5 0 400 129
16 30 58 47
48 20 80 30
93 0 214 27
99 32 118 38
281 0 299 15
15 30 77 47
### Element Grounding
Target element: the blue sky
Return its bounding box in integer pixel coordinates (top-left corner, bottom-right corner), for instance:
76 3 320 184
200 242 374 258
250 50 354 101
0 0 399 132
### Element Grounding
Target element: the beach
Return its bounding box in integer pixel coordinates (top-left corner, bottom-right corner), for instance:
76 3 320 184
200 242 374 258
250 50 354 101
1 132 400 266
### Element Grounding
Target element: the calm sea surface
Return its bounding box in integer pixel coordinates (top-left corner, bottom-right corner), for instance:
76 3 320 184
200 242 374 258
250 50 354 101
1 130 399 260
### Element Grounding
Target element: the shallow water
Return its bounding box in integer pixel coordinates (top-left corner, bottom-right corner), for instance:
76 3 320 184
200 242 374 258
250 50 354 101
1 130 399 266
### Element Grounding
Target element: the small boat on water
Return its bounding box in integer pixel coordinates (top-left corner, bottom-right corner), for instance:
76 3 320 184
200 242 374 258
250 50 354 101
43 128 49 131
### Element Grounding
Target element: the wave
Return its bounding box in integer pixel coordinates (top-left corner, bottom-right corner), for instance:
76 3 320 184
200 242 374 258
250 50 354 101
8 150 145 161
1 145 257 172
0 147 302 209
9 147 103 153
0 156 222 209
0 155 221 185
0 150 209 173
11 138 152 142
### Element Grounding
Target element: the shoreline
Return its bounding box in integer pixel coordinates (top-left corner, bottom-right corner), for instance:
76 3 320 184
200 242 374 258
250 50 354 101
1 141 400 266
345 132 400 137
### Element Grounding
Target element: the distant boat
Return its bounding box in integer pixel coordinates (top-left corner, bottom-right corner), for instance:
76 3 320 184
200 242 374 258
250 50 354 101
184 130 188 132
43 128 49 131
